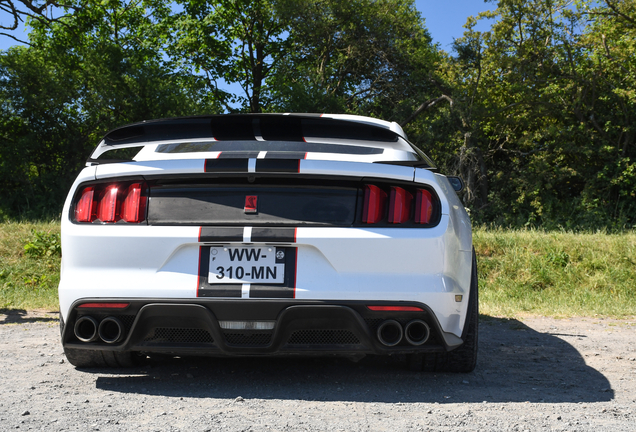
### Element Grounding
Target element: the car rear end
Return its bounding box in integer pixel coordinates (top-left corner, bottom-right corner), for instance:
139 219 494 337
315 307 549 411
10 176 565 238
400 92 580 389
58 114 476 370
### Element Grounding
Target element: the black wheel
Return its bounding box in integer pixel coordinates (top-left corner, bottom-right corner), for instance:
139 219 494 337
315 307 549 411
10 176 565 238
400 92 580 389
409 248 478 373
63 347 145 368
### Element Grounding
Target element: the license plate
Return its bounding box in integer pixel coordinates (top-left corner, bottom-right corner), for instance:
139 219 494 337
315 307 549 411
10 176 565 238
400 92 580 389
208 247 285 284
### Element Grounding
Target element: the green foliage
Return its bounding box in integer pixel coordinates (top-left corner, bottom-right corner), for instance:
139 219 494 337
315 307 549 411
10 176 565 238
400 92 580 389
23 230 61 258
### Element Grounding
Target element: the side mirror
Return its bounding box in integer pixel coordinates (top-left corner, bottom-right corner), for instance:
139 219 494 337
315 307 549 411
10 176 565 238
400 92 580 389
447 176 464 192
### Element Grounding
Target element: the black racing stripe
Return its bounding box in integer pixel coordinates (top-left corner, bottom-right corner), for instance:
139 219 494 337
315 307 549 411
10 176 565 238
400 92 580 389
200 227 243 242
250 246 297 299
251 228 296 243
263 151 306 160
249 285 294 299
197 247 241 298
255 159 299 173
198 285 242 298
218 151 260 159
204 159 249 172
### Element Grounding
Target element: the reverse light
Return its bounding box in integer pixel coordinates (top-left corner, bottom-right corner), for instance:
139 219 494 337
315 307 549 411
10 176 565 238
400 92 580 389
388 186 413 224
362 184 387 224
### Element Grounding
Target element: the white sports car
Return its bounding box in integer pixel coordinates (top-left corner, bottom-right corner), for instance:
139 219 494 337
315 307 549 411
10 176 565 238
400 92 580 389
58 114 478 372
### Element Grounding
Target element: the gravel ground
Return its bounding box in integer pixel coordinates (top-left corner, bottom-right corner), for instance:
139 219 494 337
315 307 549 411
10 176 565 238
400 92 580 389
1 311 635 431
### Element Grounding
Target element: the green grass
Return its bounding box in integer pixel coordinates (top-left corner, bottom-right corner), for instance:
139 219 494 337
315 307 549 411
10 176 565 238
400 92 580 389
1 222 635 317
475 227 636 317
0 221 60 311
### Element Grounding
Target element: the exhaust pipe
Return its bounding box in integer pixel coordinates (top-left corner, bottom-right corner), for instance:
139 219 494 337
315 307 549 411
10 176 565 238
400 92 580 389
74 316 99 343
98 317 125 344
404 319 430 346
377 320 403 347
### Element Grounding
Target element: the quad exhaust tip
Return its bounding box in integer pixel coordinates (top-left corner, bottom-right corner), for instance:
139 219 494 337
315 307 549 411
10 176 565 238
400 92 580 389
74 316 99 343
377 320 403 347
98 317 125 344
404 319 430 346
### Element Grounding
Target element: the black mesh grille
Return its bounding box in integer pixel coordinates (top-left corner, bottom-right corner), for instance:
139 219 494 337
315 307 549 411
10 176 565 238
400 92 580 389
143 328 214 344
287 329 360 345
223 332 272 346
364 319 384 332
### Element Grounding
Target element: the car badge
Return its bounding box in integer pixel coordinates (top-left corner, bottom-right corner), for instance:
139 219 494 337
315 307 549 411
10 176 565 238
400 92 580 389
244 195 257 213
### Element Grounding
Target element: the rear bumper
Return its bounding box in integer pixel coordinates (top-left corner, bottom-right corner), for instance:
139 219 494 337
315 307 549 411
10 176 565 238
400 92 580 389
61 299 464 357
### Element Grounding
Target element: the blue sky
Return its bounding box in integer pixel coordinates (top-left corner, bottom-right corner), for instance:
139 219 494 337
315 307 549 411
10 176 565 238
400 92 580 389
0 0 495 51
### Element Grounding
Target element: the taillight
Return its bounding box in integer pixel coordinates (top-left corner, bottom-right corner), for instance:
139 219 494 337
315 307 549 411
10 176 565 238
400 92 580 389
388 187 413 224
97 185 120 222
75 187 96 222
415 189 433 224
362 185 387 223
363 184 435 225
73 181 147 224
120 183 146 223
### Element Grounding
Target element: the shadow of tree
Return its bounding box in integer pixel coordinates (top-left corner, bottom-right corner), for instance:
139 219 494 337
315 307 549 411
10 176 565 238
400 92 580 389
92 317 614 403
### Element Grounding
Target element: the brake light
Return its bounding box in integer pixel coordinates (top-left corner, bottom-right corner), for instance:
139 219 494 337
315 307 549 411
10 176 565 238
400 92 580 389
415 189 434 224
120 183 146 223
98 185 120 222
362 184 387 223
388 186 413 224
75 187 96 222
73 181 147 224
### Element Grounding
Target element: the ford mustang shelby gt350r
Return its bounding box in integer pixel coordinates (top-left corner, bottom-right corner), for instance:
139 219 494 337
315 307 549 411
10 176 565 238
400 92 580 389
58 114 478 372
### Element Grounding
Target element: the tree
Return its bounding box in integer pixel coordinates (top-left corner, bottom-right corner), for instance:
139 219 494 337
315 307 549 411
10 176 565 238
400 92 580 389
0 0 218 218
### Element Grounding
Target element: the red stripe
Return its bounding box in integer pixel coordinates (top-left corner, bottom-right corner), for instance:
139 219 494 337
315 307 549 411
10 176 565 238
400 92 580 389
303 152 307 159
297 159 301 173
294 227 297 242
196 226 203 297
216 152 221 159
293 247 298 299
196 246 202 297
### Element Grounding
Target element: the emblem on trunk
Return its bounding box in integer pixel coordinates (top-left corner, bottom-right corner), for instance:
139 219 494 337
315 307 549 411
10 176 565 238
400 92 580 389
244 195 257 213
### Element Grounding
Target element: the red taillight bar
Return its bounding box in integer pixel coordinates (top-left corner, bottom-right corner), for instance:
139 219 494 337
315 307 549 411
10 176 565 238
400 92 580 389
120 183 146 223
362 184 387 224
75 187 96 222
415 189 434 224
388 186 413 224
98 185 120 222
77 303 130 309
367 306 424 312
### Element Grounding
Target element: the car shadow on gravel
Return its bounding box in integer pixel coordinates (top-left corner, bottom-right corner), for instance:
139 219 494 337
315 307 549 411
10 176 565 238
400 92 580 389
93 317 614 404
0 309 58 324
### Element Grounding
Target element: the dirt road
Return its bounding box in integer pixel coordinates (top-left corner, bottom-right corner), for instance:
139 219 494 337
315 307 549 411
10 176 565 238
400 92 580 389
1 311 634 431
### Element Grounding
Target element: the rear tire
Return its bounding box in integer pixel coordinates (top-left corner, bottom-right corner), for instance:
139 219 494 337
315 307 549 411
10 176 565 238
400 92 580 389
409 249 478 373
63 347 144 368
